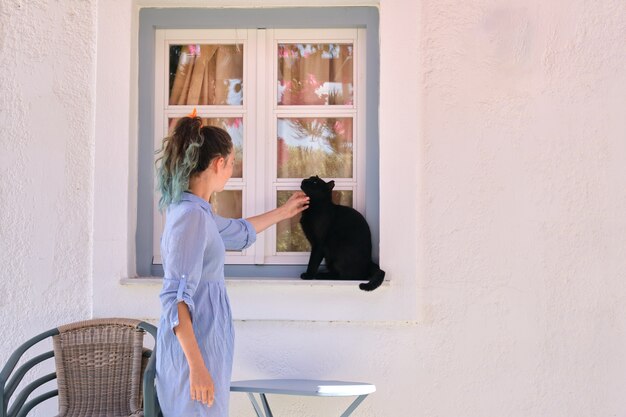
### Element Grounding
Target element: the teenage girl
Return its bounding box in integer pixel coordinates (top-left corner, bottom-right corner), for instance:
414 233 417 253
155 113 309 416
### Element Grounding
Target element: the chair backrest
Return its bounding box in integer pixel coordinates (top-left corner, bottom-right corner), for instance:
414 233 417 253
52 318 145 417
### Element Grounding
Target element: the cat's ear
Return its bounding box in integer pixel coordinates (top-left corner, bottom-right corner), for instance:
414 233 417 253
327 180 335 190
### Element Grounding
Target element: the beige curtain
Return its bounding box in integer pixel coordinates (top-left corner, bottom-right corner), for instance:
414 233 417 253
169 45 243 106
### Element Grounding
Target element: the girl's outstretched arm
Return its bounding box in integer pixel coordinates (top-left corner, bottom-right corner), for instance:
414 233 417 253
246 191 309 233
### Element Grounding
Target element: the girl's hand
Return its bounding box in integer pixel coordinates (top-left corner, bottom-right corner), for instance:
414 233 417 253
246 191 310 233
189 365 215 407
282 191 310 218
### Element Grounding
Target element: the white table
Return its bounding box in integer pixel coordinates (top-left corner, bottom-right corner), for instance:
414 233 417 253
230 379 376 417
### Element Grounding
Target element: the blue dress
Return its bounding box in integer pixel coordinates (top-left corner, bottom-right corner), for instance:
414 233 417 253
156 192 256 417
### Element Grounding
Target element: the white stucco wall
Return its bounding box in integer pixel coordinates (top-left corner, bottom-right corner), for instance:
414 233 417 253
1 0 626 416
0 1 95 414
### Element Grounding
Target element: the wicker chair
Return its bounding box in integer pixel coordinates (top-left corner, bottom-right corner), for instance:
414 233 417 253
0 318 160 417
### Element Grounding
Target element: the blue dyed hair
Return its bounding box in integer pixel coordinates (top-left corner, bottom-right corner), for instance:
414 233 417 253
155 117 233 210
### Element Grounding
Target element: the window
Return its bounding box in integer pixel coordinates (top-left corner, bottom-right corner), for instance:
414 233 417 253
137 8 380 278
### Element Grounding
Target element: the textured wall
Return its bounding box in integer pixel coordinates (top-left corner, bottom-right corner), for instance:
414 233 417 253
2 0 626 416
418 0 626 415
0 0 95 413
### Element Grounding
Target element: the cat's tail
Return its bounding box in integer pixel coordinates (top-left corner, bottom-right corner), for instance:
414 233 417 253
359 264 386 291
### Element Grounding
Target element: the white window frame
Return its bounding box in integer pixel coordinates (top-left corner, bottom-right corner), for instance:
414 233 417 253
153 28 367 267
153 29 258 265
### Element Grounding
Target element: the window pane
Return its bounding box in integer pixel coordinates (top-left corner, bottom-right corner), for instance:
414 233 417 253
210 190 242 218
168 117 243 178
277 117 353 179
331 190 353 207
276 190 353 253
169 44 243 106
278 43 353 105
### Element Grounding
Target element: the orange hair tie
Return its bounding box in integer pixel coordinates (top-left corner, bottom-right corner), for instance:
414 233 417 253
187 108 197 118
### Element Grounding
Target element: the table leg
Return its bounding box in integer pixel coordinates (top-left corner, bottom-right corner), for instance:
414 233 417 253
247 393 265 417
242 390 369 417
339 394 368 417
260 393 275 417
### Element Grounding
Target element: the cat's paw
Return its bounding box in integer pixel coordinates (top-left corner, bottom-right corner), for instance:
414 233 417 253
300 272 314 280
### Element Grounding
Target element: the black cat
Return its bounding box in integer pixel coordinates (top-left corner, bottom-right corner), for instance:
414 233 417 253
299 176 385 291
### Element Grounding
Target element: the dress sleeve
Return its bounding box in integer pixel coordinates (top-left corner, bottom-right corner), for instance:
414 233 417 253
213 214 257 251
159 207 207 331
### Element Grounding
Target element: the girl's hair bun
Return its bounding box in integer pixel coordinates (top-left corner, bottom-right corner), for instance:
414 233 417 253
155 115 233 210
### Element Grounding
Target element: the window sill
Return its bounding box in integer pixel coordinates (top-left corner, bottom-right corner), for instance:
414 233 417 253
120 276 390 288
117 276 400 321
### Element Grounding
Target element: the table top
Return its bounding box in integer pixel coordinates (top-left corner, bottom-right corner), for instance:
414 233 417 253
230 379 376 397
